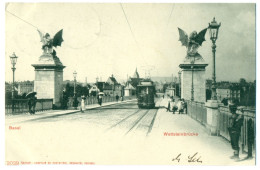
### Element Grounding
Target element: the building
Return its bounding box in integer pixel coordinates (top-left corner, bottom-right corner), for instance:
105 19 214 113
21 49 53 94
89 84 99 96
216 82 241 103
96 81 106 92
153 81 163 93
17 81 34 95
124 82 136 96
103 75 123 96
128 68 143 89
128 68 141 88
166 87 175 97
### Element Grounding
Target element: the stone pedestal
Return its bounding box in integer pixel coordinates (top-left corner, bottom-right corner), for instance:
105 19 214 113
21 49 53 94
205 100 219 136
32 53 65 108
179 58 208 102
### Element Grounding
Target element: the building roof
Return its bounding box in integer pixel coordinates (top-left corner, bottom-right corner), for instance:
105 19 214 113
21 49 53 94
125 83 135 90
107 75 118 85
132 67 139 78
104 84 113 90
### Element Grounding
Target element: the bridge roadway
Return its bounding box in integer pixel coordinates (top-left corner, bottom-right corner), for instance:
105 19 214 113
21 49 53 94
5 98 255 165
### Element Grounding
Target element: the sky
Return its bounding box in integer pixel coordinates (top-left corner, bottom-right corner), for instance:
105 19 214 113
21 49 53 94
5 3 256 83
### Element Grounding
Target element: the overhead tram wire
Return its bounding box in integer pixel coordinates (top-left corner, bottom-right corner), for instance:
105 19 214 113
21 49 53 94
6 9 101 50
6 10 39 30
119 3 145 61
119 3 139 46
166 3 175 28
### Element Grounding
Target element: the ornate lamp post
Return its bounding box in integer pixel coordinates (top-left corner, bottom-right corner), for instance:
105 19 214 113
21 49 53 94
10 53 18 113
178 71 181 98
190 58 195 101
73 71 77 109
208 17 221 100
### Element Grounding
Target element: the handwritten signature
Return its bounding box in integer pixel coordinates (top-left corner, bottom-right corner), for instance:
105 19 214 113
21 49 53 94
172 152 202 163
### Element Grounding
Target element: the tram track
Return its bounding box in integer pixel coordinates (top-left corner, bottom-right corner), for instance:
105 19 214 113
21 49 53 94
125 108 159 137
146 108 159 136
124 109 150 135
22 100 160 137
106 109 142 130
107 108 158 136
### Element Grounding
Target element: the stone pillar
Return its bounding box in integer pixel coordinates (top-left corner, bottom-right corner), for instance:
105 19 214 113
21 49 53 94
179 59 208 102
32 53 65 108
205 100 219 136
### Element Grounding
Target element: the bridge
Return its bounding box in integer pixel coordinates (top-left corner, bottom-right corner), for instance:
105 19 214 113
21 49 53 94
5 95 255 165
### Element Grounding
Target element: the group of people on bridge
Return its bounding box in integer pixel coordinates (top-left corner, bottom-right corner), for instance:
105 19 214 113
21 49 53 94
164 95 187 114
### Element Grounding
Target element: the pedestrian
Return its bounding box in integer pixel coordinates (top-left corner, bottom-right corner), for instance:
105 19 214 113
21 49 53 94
172 100 178 114
228 101 244 160
116 94 119 102
166 97 171 112
247 118 254 159
29 95 37 114
98 94 103 106
62 89 68 109
183 99 187 114
28 97 33 114
80 95 86 113
177 99 184 114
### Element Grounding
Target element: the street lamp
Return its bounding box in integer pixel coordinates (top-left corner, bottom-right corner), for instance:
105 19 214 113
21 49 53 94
190 58 195 101
208 17 221 100
10 52 18 113
178 71 181 98
73 71 77 109
174 77 177 96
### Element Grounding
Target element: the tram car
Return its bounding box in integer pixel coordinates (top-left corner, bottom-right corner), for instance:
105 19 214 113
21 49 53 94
137 80 156 109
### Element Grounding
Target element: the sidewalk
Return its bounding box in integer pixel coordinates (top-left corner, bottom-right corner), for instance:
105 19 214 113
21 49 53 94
5 99 136 125
148 97 255 165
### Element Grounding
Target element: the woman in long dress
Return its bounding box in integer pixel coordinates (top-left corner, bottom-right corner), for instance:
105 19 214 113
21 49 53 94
81 95 86 113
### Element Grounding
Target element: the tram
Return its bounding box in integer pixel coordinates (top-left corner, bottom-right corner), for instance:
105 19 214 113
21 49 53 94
137 80 156 109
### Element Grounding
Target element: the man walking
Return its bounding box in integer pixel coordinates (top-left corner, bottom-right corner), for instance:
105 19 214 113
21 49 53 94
228 101 244 160
28 95 37 115
116 94 119 102
32 95 37 114
98 94 103 106
28 97 33 114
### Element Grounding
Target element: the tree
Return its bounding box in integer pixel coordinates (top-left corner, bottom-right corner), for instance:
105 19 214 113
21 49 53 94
239 78 247 85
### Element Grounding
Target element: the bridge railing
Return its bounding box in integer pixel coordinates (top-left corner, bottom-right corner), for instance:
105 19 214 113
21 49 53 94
67 95 137 108
187 101 207 126
5 99 53 115
186 100 255 153
218 105 255 153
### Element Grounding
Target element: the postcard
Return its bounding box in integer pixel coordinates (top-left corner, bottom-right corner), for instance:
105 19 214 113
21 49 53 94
4 2 256 166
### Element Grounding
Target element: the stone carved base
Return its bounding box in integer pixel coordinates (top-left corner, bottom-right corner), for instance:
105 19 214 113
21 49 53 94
32 54 65 108
179 61 208 102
